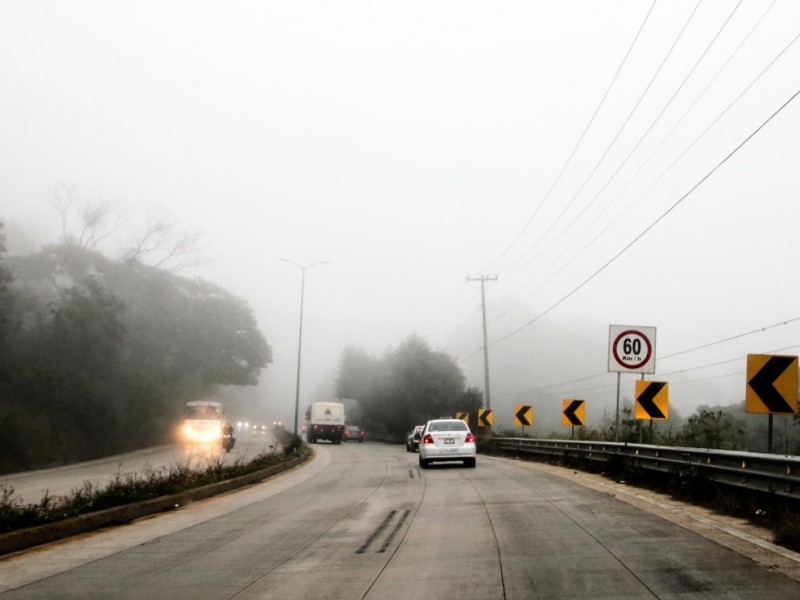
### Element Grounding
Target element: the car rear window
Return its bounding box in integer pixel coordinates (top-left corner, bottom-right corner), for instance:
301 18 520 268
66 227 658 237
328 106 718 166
429 420 467 432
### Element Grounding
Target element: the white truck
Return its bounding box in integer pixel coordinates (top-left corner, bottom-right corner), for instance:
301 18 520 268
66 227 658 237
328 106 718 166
305 402 345 444
181 400 225 453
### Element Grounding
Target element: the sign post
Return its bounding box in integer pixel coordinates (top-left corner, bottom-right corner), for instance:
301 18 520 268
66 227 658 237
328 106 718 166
746 354 798 452
608 325 656 442
514 405 533 437
562 399 585 440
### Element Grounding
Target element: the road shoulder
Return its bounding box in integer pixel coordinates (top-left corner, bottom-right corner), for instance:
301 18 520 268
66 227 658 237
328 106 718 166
492 455 800 583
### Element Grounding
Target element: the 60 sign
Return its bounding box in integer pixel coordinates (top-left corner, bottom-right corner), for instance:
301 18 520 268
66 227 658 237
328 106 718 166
623 337 642 356
609 326 655 373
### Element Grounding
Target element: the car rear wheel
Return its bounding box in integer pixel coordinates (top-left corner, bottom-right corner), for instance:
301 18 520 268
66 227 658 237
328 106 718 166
465 458 476 468
419 456 429 468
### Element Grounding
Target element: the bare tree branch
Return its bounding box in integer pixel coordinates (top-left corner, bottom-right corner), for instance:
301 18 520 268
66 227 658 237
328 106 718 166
51 185 126 250
121 219 206 272
50 185 206 273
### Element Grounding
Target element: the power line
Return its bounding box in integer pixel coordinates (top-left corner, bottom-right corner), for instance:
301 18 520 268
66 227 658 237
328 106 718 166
478 0 658 273
489 323 800 401
511 0 779 285
486 83 800 350
659 318 800 360
487 2 779 318
501 0 743 279
495 0 701 276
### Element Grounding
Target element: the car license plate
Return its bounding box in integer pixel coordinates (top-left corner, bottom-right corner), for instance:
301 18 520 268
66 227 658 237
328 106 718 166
444 438 455 445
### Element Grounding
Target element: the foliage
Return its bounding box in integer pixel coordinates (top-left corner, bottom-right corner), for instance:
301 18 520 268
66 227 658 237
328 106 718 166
336 335 482 438
0 243 271 473
601 403 639 443
272 424 303 454
0 444 303 535
678 408 746 450
0 222 12 344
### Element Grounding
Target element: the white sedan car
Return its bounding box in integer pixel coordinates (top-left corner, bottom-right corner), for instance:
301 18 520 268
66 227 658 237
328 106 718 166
418 418 476 468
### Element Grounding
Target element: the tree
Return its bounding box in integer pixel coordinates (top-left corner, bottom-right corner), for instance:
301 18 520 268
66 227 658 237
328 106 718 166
52 185 204 272
337 345 383 401
337 335 480 437
112 265 271 389
679 407 745 450
0 243 272 472
52 184 124 251
0 221 13 345
120 218 206 272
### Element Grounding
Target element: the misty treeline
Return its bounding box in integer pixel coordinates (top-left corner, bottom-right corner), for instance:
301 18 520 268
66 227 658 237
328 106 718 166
0 221 271 474
336 335 483 438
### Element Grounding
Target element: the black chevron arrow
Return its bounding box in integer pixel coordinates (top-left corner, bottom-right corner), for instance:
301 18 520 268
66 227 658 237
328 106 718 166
638 382 666 419
749 356 794 413
479 410 493 427
515 406 532 426
563 400 584 426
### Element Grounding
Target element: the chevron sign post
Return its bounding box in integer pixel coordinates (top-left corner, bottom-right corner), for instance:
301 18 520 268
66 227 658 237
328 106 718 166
514 405 533 427
562 399 585 427
562 399 585 440
478 409 493 428
746 354 798 415
746 354 798 452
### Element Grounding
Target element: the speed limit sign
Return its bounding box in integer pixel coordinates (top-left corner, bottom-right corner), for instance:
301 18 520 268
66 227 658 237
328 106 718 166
608 325 656 374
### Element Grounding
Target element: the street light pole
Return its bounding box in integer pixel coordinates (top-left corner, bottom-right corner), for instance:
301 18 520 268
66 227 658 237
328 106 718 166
279 258 329 437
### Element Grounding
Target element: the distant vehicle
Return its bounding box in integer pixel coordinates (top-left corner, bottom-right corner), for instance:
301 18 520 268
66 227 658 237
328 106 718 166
418 418 476 468
306 402 346 444
343 425 365 443
181 400 225 453
406 425 424 452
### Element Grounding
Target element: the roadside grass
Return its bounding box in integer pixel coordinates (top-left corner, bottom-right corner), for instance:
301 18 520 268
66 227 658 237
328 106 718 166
0 429 305 535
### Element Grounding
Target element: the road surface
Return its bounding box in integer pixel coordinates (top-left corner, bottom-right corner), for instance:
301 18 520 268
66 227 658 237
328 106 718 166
2 441 800 599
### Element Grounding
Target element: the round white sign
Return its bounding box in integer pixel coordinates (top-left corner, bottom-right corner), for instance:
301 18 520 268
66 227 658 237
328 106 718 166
609 326 656 373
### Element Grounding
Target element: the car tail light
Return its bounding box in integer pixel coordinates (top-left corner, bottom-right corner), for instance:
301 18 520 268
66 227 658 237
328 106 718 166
422 434 434 445
465 432 476 443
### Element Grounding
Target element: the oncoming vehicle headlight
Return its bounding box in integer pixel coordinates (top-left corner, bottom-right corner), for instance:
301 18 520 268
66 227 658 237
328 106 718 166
183 423 222 443
198 430 221 442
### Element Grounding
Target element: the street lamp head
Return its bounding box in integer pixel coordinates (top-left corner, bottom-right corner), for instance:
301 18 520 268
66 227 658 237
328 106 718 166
278 257 331 270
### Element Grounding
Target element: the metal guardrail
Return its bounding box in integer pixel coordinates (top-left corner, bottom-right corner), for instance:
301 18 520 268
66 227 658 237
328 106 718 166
493 437 800 501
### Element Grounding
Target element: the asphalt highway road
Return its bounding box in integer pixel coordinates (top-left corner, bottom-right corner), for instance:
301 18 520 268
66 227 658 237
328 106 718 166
2 442 800 599
1 433 279 505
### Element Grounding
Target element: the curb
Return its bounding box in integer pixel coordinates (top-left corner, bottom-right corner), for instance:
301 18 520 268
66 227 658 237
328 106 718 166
0 449 312 557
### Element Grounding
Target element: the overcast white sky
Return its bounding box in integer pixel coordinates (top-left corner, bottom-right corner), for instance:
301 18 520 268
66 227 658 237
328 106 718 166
2 0 800 430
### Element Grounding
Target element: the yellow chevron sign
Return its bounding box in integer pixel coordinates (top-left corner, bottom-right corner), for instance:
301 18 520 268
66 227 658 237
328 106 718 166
478 409 493 427
514 405 533 427
635 381 669 420
562 399 585 427
746 354 798 414
455 412 470 425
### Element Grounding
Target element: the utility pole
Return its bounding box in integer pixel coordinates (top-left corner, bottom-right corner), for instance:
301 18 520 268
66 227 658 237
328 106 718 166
467 275 497 409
